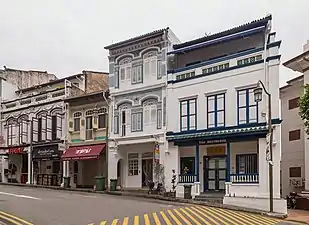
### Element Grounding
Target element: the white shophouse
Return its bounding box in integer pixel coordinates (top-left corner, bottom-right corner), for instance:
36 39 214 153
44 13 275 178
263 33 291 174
105 28 180 188
165 15 287 214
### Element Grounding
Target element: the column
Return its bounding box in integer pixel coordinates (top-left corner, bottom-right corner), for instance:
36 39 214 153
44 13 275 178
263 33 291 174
226 140 231 182
164 142 179 191
108 142 119 184
26 147 32 184
258 137 269 198
1 156 8 183
305 136 309 191
272 127 281 198
195 143 199 182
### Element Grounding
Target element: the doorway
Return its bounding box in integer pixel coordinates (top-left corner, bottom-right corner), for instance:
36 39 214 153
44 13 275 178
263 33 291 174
204 156 226 192
117 159 122 187
142 159 153 187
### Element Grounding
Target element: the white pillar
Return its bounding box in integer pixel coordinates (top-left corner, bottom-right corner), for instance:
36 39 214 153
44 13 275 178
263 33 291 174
1 156 8 183
258 137 269 197
108 142 119 183
26 147 32 184
272 127 281 198
304 136 309 191
164 142 179 191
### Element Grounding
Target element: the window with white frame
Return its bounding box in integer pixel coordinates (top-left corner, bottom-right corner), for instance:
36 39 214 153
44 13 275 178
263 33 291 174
18 116 29 144
6 118 17 146
119 58 132 82
85 110 93 140
143 51 157 77
51 109 63 140
128 153 138 176
143 100 157 128
114 116 119 134
132 65 142 84
98 108 107 129
73 112 81 131
131 113 142 132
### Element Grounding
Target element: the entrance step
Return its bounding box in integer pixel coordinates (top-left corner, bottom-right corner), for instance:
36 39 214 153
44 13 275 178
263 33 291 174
194 192 224 204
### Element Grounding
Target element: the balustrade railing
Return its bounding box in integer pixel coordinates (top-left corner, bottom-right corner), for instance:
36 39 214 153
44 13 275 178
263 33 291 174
230 173 259 183
178 174 197 183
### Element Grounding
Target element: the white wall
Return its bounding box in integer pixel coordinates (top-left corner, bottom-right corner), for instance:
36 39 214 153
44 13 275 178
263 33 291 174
1 80 18 101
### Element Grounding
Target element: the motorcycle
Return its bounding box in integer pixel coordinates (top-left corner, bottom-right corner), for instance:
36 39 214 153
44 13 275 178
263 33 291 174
286 192 297 209
147 180 166 195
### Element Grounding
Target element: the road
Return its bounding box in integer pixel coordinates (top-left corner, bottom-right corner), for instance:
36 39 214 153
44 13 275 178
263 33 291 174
0 185 298 225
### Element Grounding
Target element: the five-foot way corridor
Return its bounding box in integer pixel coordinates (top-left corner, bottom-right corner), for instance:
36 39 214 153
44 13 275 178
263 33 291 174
0 185 298 225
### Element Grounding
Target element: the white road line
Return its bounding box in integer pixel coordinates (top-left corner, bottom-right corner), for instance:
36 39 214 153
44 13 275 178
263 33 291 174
0 191 41 200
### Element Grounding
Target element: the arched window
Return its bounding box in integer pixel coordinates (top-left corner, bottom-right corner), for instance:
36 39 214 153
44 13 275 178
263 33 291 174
119 58 132 82
143 51 157 77
6 118 17 146
73 112 82 132
143 99 157 126
85 110 94 140
18 115 29 144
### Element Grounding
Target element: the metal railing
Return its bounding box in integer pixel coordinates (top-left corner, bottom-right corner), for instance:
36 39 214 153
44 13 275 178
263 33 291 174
178 174 197 183
230 173 259 183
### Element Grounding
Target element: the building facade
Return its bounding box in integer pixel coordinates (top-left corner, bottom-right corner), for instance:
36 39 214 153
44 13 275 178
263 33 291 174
283 39 309 193
105 28 180 188
280 75 305 196
61 90 109 188
0 71 108 186
165 16 286 213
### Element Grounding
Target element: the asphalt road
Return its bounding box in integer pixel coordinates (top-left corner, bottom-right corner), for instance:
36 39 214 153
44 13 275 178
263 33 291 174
0 185 299 225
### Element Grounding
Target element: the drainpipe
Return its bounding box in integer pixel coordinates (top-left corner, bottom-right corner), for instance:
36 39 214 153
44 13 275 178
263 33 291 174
102 91 110 190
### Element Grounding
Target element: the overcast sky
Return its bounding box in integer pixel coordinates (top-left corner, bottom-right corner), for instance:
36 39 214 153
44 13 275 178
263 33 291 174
0 0 308 86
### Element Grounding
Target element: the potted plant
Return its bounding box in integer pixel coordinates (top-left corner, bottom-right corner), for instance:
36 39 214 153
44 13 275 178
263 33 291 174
168 169 177 198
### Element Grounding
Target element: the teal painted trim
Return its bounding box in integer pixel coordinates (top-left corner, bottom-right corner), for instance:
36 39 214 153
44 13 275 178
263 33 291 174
195 144 199 182
71 139 81 143
167 60 264 84
95 136 106 140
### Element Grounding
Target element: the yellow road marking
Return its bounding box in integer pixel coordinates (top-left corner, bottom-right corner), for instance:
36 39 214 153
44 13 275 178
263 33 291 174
212 207 259 224
208 206 247 225
167 210 182 225
152 212 161 225
133 215 139 225
0 211 33 225
0 214 22 225
235 210 280 224
179 208 201 225
143 214 150 225
196 206 232 225
111 219 119 225
173 208 192 225
160 211 172 225
99 221 107 225
185 207 212 225
191 206 220 225
122 217 129 225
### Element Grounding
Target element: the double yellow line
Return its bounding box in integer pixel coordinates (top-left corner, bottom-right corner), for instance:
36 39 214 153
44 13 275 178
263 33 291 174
0 211 33 225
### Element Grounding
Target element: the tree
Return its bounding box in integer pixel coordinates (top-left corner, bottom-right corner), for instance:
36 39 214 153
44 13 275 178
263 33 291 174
299 83 309 134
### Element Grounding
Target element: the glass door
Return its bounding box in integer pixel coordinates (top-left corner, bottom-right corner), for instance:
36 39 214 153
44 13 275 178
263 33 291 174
205 157 226 191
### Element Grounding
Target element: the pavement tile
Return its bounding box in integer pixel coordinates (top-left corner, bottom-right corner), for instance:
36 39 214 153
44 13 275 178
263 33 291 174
89 205 282 225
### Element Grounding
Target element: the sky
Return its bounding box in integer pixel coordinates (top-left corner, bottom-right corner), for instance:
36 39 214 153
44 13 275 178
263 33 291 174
0 0 308 86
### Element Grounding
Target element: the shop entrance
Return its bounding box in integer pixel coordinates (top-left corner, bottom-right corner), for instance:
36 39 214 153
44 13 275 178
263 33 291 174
204 156 227 192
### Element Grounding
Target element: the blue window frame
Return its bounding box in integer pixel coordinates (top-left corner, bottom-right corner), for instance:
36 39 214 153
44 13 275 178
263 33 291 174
180 99 197 131
237 88 258 124
236 154 258 174
207 93 225 128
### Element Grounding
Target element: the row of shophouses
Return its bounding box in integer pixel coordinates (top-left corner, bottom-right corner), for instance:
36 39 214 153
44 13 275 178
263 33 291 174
0 15 288 213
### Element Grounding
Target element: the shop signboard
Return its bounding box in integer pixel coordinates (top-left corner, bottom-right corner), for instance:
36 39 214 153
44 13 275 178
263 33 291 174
32 145 60 160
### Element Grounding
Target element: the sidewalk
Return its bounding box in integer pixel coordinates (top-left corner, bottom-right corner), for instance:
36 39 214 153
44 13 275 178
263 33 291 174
285 209 309 224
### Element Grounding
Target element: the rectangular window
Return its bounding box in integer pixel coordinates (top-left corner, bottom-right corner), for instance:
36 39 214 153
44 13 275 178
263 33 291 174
180 99 197 131
98 114 106 129
180 157 195 175
289 129 301 141
288 97 300 110
86 116 93 140
74 118 80 131
144 57 157 77
236 154 258 174
51 115 57 140
114 116 119 134
157 60 162 79
131 113 142 132
237 55 262 66
128 153 138 176
120 66 131 81
207 93 225 128
289 167 301 178
237 88 258 124
132 65 142 84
